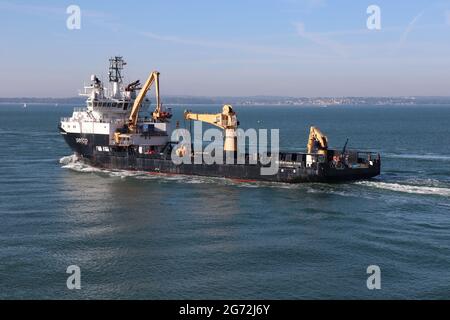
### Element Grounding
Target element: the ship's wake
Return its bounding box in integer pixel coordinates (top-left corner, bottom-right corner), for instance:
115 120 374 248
59 154 314 190
59 154 450 197
355 181 450 197
59 154 103 173
384 153 450 162
60 154 145 178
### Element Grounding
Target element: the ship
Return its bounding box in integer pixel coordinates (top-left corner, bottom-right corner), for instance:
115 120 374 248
59 57 380 183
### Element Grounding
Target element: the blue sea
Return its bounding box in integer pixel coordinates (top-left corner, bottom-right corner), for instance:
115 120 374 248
0 104 449 299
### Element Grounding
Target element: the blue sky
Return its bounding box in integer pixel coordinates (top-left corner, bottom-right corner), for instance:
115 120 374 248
1 0 450 97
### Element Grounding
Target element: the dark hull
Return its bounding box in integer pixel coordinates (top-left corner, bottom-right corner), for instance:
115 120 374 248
60 130 109 157
61 130 380 183
89 154 380 183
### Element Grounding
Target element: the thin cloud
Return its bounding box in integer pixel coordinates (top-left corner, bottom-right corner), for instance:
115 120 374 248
0 1 113 21
396 11 425 51
297 0 326 8
284 0 326 10
0 1 123 45
0 1 61 15
305 0 326 8
294 22 348 57
0 1 122 36
141 31 323 59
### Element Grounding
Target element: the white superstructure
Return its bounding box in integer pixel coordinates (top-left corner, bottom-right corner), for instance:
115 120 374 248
59 57 171 148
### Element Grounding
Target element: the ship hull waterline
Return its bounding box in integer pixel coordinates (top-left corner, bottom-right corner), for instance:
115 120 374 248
61 131 381 183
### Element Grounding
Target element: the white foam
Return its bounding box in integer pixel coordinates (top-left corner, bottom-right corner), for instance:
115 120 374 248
58 157 344 195
60 154 109 174
356 181 450 197
59 154 78 165
403 178 448 188
385 153 450 162
60 154 448 197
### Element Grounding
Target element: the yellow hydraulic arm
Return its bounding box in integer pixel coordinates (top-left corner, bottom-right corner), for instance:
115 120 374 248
128 71 160 131
184 105 238 152
128 71 171 132
307 126 328 155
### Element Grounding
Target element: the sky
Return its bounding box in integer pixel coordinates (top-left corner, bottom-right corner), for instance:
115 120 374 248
1 0 450 97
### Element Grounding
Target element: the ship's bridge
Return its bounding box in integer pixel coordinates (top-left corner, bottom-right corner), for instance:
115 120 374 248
85 97 151 115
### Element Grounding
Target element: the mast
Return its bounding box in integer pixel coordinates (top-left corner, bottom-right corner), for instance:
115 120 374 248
108 56 126 98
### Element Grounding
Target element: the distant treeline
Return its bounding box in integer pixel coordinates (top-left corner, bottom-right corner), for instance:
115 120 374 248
1 96 450 105
0 96 275 105
0 97 85 104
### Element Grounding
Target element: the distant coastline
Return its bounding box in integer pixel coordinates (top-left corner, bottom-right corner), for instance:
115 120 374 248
1 96 450 106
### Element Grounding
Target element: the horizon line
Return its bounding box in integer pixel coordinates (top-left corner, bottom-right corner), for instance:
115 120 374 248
2 95 450 99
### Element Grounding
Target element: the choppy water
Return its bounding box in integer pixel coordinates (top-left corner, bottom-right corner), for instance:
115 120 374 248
0 104 449 299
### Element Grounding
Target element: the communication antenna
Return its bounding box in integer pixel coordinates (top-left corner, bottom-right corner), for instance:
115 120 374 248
108 56 126 83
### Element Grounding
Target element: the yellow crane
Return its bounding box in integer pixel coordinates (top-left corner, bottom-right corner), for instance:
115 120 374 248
184 105 238 152
307 126 328 155
128 71 171 132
